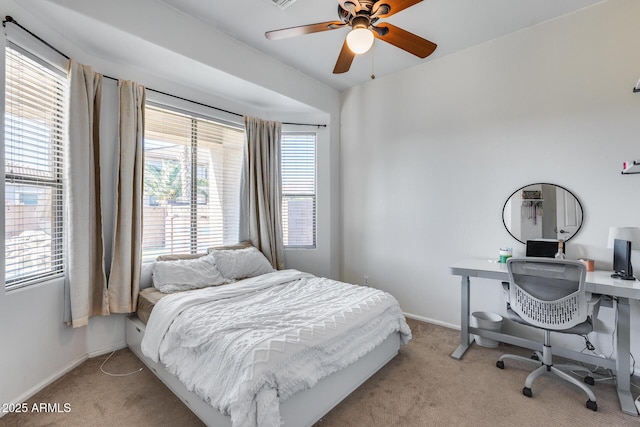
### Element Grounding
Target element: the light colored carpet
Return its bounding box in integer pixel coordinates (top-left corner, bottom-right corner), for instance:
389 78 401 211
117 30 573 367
2 319 637 426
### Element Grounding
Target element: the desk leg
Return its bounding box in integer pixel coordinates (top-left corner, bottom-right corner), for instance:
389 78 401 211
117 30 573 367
451 275 471 359
615 297 637 416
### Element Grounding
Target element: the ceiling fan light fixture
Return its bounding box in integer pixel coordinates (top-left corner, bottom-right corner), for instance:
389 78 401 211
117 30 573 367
346 27 374 54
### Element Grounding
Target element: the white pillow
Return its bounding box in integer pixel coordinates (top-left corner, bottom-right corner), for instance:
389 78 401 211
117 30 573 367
152 253 227 293
209 246 275 280
140 262 154 289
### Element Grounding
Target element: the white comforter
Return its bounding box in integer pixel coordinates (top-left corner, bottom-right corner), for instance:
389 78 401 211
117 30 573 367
141 269 411 427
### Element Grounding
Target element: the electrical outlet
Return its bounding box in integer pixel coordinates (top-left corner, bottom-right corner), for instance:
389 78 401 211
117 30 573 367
364 275 369 286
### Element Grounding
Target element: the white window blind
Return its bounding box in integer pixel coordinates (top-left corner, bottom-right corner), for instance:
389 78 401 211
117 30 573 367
281 132 316 248
4 44 67 290
142 105 244 261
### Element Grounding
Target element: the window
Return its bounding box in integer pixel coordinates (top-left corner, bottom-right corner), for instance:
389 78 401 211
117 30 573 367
281 132 316 248
142 105 244 261
4 45 67 290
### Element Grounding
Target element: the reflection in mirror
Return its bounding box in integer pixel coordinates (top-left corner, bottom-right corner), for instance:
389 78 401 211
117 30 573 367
502 183 583 244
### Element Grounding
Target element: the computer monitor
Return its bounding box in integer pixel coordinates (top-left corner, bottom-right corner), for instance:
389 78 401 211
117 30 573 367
526 240 560 258
612 239 635 280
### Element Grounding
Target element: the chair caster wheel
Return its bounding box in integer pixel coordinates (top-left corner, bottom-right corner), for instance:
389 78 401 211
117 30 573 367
586 400 597 411
496 360 504 369
523 387 532 397
584 376 595 386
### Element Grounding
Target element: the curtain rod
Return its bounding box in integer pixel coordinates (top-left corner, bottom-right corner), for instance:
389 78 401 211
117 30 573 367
3 15 327 128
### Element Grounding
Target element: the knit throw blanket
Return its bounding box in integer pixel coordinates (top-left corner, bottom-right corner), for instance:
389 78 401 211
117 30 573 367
142 269 411 427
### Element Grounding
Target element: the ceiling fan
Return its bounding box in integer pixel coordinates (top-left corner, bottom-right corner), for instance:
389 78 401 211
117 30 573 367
265 0 437 74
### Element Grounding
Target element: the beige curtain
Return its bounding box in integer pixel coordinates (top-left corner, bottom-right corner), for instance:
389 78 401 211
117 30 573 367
64 60 108 328
108 81 146 313
240 116 284 269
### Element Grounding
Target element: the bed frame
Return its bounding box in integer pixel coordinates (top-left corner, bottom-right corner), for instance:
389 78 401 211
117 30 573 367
125 315 401 427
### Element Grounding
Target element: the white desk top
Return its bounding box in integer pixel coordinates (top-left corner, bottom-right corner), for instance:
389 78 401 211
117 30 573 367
450 258 640 300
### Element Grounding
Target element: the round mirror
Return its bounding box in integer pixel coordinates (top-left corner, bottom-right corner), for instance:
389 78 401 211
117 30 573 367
502 183 583 244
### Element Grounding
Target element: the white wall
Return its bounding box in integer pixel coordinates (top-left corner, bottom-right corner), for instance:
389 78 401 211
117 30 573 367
340 0 640 360
0 0 341 409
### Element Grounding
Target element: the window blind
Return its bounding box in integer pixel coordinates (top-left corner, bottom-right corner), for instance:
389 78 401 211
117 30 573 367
281 132 316 248
142 105 244 261
4 44 67 290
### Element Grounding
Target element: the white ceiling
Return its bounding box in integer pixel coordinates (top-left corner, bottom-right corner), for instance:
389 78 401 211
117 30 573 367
159 0 604 91
11 0 605 113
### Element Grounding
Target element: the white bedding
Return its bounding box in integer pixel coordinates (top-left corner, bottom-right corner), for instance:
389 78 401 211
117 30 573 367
141 269 411 427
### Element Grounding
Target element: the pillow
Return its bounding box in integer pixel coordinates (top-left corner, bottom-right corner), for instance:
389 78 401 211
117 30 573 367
152 253 227 293
206 241 253 253
139 253 207 290
156 253 207 261
209 246 275 280
140 262 155 289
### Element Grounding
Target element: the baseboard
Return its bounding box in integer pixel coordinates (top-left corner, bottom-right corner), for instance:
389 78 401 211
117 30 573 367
0 343 127 420
0 353 88 419
404 311 459 331
88 343 128 358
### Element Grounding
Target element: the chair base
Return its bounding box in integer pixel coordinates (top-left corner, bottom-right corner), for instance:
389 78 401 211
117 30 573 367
496 338 598 411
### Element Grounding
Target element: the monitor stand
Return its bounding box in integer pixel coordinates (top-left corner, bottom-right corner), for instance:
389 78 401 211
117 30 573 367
611 272 636 281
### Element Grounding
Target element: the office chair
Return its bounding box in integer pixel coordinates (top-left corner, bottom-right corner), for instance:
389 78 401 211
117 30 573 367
496 257 600 411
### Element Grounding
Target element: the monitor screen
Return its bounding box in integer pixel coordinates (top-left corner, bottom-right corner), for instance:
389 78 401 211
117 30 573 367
526 240 559 258
613 239 633 277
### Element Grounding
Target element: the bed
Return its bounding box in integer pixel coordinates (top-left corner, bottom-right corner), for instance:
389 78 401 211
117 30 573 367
125 246 411 427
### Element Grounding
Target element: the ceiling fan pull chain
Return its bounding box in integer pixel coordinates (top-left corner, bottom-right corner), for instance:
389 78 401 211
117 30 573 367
371 44 376 80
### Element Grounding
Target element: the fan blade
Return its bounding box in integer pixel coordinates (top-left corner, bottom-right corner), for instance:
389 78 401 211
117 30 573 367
333 40 356 74
373 0 422 18
266 21 345 40
338 1 363 13
374 23 436 58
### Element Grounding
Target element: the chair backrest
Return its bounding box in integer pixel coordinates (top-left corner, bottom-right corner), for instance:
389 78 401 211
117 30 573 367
507 257 587 330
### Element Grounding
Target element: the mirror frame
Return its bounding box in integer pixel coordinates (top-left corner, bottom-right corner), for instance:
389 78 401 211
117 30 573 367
502 182 584 244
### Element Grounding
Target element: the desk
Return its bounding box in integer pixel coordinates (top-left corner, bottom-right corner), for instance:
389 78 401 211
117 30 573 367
450 259 640 416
